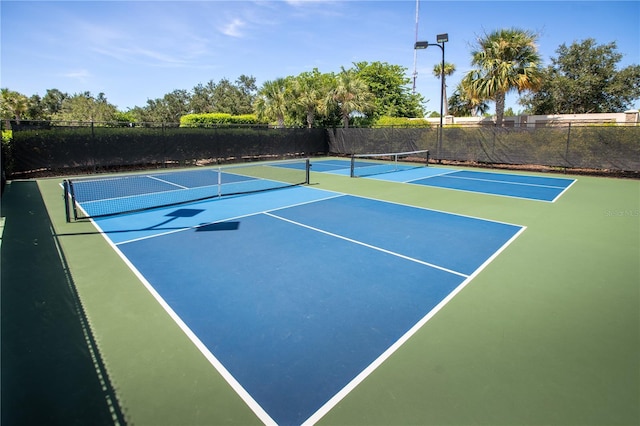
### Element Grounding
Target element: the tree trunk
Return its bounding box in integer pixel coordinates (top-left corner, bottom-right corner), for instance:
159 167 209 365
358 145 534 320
495 91 505 126
306 110 314 129
443 80 449 117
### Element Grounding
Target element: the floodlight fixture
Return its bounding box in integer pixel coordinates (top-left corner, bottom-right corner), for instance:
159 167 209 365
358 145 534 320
414 33 449 160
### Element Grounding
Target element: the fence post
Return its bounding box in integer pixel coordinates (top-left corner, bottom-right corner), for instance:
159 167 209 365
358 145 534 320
564 122 572 173
91 121 97 173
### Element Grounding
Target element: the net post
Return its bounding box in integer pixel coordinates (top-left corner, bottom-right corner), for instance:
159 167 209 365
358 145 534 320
350 154 356 178
63 180 71 222
426 150 430 166
68 180 79 221
305 158 310 184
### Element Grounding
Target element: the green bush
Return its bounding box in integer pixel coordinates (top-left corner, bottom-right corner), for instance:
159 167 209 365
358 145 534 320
180 113 264 127
2 131 13 177
373 116 431 128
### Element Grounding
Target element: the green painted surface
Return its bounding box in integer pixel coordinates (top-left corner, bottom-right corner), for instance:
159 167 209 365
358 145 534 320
38 177 261 426
315 168 640 426
17 163 640 425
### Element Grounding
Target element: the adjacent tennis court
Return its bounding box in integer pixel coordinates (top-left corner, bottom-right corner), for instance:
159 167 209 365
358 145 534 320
310 156 576 202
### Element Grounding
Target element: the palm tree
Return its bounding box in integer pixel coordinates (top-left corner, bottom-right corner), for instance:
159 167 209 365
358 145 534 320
448 85 489 117
432 62 456 116
329 69 374 128
253 78 288 128
463 28 543 126
290 75 323 128
1 88 29 124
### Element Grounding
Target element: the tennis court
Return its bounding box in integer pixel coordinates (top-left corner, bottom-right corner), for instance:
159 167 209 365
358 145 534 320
2 156 638 425
311 157 576 202
65 159 524 424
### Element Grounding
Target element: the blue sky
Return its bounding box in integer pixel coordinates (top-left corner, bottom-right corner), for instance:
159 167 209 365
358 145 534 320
1 0 639 115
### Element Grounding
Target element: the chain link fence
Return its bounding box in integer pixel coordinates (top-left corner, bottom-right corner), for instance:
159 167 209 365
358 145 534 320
328 124 640 174
3 121 327 178
2 121 638 180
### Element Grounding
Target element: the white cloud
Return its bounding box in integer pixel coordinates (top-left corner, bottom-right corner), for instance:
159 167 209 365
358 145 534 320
220 18 246 38
61 69 91 80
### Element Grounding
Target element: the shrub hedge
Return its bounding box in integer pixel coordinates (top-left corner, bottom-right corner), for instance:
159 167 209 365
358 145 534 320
180 113 264 127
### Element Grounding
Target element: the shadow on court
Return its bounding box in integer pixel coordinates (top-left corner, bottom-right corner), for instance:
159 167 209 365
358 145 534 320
55 208 240 238
1 181 124 426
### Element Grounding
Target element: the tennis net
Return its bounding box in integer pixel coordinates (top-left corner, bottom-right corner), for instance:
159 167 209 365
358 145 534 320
350 150 429 178
64 158 310 221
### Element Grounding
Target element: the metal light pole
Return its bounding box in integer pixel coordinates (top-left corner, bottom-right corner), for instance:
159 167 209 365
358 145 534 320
415 33 448 160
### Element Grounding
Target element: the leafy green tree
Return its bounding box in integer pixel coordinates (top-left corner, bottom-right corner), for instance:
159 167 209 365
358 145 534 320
0 88 29 123
352 61 424 118
115 110 137 124
328 68 375 128
286 69 333 128
521 39 640 114
462 28 543 126
134 90 191 123
234 75 258 114
41 89 68 119
254 78 288 128
53 91 118 123
190 80 217 114
1 88 70 123
504 107 517 117
432 62 456 116
190 76 256 115
210 78 238 114
210 77 256 115
26 94 44 120
161 89 191 122
447 85 488 117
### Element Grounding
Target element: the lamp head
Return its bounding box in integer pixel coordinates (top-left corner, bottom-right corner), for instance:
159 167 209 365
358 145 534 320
436 33 449 43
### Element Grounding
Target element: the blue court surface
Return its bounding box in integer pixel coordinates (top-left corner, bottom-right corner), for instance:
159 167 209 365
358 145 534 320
90 185 525 425
310 159 576 202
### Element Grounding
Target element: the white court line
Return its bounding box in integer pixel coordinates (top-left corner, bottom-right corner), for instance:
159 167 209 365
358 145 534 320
114 192 345 246
403 169 459 183
409 182 560 203
88 218 278 426
342 192 524 228
86 186 527 426
303 225 527 425
146 174 190 189
550 178 578 203
404 174 575 203
441 171 571 189
265 211 469 278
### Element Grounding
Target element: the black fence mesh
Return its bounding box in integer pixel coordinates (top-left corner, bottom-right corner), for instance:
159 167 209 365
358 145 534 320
6 122 327 177
328 125 640 172
4 121 639 178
